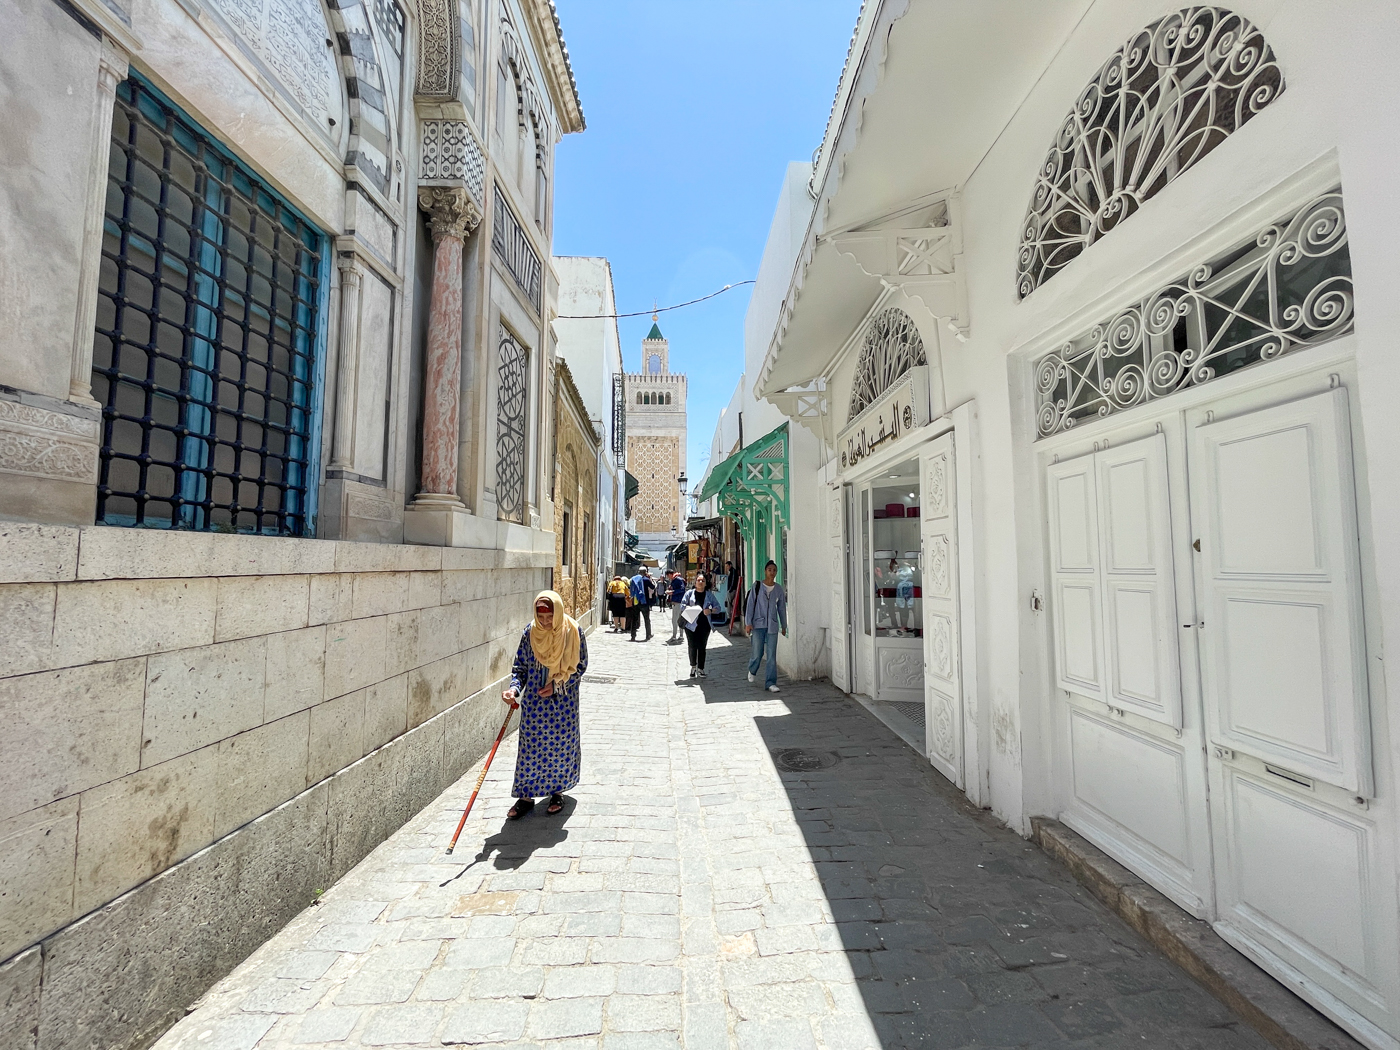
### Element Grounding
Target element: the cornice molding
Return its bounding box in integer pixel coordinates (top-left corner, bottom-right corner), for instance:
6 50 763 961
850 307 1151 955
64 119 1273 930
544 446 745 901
519 0 584 134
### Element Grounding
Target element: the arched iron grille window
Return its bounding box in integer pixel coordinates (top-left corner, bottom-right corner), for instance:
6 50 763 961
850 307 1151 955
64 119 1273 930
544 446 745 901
94 75 326 534
848 308 927 421
495 326 529 523
1016 7 1284 299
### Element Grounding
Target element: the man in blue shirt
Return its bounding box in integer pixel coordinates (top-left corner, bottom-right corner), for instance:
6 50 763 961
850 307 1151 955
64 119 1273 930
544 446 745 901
667 570 687 642
744 560 787 692
629 570 653 641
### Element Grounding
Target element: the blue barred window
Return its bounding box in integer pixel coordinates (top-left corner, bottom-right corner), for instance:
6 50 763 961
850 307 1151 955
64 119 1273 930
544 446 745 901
94 75 327 534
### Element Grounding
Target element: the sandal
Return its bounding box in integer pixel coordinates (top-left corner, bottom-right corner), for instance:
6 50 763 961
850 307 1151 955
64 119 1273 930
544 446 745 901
546 793 565 815
507 797 534 820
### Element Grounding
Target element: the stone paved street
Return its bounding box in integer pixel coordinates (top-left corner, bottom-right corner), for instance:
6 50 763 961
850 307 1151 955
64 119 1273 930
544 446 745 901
153 624 1269 1050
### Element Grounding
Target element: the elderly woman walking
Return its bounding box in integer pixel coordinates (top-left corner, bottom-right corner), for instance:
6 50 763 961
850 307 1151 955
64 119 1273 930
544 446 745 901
501 591 588 818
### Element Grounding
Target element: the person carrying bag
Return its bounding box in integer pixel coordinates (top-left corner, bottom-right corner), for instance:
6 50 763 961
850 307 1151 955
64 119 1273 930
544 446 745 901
682 572 723 678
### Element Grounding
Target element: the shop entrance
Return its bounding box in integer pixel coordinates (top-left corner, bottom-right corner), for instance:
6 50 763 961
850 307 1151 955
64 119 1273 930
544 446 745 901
844 432 966 788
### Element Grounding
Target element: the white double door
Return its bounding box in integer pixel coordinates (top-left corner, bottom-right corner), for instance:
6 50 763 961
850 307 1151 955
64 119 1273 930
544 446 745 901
1047 381 1398 1047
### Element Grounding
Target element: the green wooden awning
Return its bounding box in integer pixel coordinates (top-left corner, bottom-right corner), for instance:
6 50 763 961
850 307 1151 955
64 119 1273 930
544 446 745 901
624 470 639 501
697 423 790 581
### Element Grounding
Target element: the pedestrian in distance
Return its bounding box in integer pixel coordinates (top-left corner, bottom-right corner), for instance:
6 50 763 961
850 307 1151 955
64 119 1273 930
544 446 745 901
667 568 686 643
745 559 787 693
629 569 653 641
500 591 588 819
681 571 723 678
606 575 629 632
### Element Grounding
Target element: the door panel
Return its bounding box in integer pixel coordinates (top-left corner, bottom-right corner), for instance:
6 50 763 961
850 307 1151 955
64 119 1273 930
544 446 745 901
1070 709 1192 869
921 433 962 788
830 485 851 692
1047 455 1104 701
1193 389 1372 794
1098 436 1182 727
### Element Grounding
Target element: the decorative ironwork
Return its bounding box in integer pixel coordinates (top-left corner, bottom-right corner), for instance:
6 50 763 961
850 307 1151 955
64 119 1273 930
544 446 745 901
1035 190 1352 438
848 308 927 422
492 184 542 309
1017 7 1284 299
612 372 626 468
495 326 529 522
94 76 324 534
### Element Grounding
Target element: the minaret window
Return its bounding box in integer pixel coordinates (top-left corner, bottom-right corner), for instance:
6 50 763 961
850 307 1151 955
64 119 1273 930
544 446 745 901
648 354 661 374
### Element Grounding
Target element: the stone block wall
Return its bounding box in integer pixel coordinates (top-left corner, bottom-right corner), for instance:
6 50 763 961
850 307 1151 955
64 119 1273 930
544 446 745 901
0 523 549 1050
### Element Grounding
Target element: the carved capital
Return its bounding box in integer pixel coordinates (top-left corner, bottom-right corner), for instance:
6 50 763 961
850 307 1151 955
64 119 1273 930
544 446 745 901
417 187 481 242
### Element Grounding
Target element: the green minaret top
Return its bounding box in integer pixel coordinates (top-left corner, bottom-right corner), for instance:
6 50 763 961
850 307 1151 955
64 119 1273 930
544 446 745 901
645 321 664 341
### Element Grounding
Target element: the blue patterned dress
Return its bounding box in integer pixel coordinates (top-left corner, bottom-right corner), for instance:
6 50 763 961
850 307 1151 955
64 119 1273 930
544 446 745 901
510 627 588 799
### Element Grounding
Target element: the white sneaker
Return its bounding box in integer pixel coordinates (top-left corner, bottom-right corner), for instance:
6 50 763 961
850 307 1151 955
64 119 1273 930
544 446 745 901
747 672 755 683
766 684 781 693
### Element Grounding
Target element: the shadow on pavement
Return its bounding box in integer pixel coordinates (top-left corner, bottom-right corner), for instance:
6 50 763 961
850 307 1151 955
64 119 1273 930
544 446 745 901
742 688 1266 1049
439 799 574 887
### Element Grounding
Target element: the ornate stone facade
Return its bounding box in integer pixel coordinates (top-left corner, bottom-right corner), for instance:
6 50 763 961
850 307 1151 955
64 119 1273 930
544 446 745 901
552 361 599 623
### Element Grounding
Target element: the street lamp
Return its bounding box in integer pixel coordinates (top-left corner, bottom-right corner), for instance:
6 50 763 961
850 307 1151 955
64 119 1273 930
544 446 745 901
677 473 688 528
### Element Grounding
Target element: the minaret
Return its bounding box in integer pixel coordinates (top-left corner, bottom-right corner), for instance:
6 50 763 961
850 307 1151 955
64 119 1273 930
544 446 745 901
623 314 687 543
642 314 668 375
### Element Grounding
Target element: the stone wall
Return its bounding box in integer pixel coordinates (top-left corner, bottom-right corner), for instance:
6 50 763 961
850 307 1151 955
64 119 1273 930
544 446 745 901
553 375 599 626
0 522 549 1050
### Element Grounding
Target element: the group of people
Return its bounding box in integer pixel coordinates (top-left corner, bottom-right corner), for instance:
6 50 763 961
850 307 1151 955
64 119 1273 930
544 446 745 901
499 563 789 821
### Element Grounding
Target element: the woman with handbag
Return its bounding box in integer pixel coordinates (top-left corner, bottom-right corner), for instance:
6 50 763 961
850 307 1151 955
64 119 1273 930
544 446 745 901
681 572 723 678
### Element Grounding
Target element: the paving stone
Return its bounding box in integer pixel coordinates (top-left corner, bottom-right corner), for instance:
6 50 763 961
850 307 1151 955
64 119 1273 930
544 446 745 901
526 995 605 1039
542 965 616 999
150 628 1274 1050
333 968 421 1006
359 1004 443 1045
439 999 529 1044
291 1007 361 1044
604 993 681 1032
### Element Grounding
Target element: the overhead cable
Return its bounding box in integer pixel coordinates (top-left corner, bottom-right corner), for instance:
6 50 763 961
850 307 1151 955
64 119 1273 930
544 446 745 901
557 280 755 319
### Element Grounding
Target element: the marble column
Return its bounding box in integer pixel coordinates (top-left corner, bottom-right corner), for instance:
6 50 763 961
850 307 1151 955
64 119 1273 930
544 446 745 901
329 255 363 470
69 42 129 406
411 187 480 510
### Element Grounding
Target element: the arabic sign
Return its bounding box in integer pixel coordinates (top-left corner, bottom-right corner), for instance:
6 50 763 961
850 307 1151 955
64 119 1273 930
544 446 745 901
837 366 931 473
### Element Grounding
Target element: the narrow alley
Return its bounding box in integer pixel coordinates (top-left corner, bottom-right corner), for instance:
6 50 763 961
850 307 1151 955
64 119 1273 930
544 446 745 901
153 627 1267 1050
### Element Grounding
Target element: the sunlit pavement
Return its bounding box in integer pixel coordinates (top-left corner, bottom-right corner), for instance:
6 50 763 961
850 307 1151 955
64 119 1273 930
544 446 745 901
153 621 1267 1050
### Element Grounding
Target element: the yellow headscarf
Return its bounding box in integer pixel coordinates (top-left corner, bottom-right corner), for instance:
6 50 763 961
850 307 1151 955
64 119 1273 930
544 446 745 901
529 590 581 686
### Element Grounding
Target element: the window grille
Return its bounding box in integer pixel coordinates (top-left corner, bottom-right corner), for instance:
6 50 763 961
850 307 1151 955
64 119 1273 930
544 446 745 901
495 326 529 522
612 373 626 468
94 75 325 534
848 308 927 421
561 504 572 570
491 184 542 309
1035 190 1352 438
1017 7 1284 299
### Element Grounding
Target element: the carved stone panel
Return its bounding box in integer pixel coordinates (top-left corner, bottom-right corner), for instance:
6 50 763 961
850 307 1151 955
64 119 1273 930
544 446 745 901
205 0 341 136
0 401 99 484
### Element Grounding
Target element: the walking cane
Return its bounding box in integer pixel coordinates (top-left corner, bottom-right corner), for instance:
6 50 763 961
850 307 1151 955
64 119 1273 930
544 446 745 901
445 699 517 855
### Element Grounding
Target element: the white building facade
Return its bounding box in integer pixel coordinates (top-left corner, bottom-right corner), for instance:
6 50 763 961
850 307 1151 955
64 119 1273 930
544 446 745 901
553 255 626 603
756 3 1400 1047
0 0 582 1045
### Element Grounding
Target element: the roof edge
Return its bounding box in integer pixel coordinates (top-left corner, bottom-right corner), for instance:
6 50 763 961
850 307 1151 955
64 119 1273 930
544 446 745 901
521 0 585 133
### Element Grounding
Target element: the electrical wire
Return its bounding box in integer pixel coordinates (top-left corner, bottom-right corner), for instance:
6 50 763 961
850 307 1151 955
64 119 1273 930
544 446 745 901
557 280 755 319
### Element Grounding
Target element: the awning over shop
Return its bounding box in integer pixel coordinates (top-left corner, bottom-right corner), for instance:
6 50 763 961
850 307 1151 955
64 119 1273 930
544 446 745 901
696 451 741 503
624 471 639 501
701 423 790 583
685 516 723 534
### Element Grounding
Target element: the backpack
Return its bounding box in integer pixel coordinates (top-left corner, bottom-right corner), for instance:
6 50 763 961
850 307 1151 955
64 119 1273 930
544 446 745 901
644 576 657 603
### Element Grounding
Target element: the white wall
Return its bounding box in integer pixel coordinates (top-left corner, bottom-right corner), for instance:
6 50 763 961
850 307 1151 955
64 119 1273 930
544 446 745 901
554 255 625 580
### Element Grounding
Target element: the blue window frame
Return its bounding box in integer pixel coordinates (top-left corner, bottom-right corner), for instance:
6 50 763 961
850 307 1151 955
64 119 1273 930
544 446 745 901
93 73 329 535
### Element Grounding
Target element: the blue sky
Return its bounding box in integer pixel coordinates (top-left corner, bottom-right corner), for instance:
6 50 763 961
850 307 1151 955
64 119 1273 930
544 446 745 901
551 0 861 480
